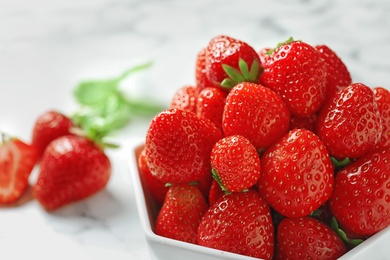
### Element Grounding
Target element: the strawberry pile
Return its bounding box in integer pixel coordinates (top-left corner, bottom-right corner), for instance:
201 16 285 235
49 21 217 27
139 35 390 259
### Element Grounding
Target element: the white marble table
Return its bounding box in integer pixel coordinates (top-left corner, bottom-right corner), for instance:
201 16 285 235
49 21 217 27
1 0 389 259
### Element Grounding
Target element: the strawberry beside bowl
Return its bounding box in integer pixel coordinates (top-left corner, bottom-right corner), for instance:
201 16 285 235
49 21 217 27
127 138 390 260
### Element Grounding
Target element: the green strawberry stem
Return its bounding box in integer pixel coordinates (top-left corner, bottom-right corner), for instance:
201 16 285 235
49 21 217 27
331 157 351 172
220 58 261 89
330 217 364 247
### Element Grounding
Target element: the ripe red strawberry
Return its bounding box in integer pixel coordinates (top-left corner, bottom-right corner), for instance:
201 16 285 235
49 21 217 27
315 45 352 104
198 190 274 259
206 35 262 90
222 82 290 151
260 40 327 116
211 135 260 192
169 85 197 113
0 134 39 204
138 147 169 206
155 183 208 244
373 87 390 149
145 108 222 184
33 135 111 210
275 217 346 260
258 128 334 218
195 47 214 94
31 110 74 158
316 83 382 159
329 147 390 238
196 87 227 131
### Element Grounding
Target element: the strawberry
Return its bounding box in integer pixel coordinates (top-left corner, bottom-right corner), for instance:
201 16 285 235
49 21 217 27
0 133 39 204
315 44 352 104
138 147 169 206
145 108 222 184
205 35 262 90
316 82 382 159
260 39 327 116
373 87 390 149
329 147 390 238
257 128 334 218
258 47 271 65
275 217 346 260
155 183 208 244
33 135 111 210
169 85 198 113
198 189 274 259
196 87 227 131
211 135 260 192
31 110 74 158
222 82 290 151
195 47 214 94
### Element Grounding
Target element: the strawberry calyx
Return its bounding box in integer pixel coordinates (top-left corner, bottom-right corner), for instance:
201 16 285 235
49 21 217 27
331 217 364 248
220 58 261 89
331 157 351 172
69 127 119 150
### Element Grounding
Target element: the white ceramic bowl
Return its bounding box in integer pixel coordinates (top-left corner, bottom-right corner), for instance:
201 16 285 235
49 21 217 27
128 138 390 260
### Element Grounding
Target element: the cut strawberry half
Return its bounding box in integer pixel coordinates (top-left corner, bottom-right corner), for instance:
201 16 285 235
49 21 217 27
0 133 38 204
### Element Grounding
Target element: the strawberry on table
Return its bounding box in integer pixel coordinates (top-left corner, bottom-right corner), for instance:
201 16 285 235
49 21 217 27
31 110 74 158
211 135 260 193
196 86 227 131
316 82 382 159
373 86 390 150
145 108 222 185
258 128 334 218
275 216 346 260
205 35 262 90
198 189 274 259
0 133 39 204
329 147 390 238
155 183 208 244
222 82 290 151
260 39 327 116
169 85 198 113
33 135 111 210
315 45 352 104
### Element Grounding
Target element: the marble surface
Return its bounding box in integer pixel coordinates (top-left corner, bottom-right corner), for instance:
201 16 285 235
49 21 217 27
0 0 389 259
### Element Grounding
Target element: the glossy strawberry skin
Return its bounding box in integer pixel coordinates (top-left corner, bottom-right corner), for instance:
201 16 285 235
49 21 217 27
206 35 262 89
222 82 290 151
145 108 222 184
258 128 334 218
0 137 38 204
170 85 198 113
196 87 227 131
316 83 382 159
373 87 390 149
155 183 208 244
260 41 327 116
33 135 111 210
329 148 390 237
211 135 260 192
198 190 274 259
31 110 74 158
315 45 352 104
195 47 214 94
276 217 346 260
